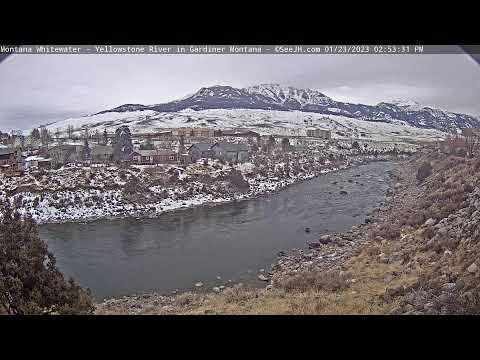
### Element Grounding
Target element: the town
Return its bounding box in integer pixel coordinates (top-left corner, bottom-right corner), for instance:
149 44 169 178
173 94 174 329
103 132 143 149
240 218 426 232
1 123 479 176
0 125 334 174
0 122 420 224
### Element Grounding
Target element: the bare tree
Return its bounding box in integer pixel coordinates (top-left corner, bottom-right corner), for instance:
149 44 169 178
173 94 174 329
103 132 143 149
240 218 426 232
67 124 74 139
464 129 480 158
40 126 51 146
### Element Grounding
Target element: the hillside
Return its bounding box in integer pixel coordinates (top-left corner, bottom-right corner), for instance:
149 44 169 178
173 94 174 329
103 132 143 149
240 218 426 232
91 84 480 134
44 108 447 145
97 149 480 314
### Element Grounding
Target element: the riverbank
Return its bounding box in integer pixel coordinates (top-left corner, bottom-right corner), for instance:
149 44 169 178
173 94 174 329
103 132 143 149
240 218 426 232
96 148 480 314
1 143 411 224
41 160 395 299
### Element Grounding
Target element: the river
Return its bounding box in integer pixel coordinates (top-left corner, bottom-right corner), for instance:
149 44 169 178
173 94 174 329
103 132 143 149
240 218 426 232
39 161 395 300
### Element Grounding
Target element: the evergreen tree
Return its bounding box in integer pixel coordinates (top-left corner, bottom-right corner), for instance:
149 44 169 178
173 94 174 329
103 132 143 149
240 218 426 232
281 138 291 152
267 135 276 152
0 201 94 314
103 129 108 145
40 127 51 146
113 126 133 162
94 129 101 144
31 128 40 140
83 137 91 161
67 125 74 139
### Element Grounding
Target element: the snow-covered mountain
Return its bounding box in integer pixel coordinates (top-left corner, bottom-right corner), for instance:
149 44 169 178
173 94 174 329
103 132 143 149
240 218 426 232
94 84 480 134
44 107 447 145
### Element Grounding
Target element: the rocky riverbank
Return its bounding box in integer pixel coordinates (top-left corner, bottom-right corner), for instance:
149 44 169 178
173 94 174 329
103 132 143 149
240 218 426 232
95 147 480 314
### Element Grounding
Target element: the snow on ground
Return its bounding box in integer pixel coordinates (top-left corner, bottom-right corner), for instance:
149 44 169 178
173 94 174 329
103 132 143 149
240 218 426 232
0 143 416 224
41 109 446 144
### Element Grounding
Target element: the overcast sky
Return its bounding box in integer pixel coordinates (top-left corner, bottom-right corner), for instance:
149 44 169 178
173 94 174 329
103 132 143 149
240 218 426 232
1 52 480 131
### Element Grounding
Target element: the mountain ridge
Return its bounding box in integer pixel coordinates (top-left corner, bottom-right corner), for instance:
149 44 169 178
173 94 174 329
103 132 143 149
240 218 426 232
93 84 480 134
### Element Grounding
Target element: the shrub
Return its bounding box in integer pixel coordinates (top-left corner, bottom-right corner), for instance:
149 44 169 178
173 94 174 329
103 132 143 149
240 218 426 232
226 169 250 192
370 223 401 241
417 161 433 183
175 292 196 306
278 270 349 293
456 148 467 157
0 202 94 314
124 176 144 195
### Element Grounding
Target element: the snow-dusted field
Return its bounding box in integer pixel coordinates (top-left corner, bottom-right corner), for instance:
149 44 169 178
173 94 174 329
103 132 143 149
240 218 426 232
41 108 447 143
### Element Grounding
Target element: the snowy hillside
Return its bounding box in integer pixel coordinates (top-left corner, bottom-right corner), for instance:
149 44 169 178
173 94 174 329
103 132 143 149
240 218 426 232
44 108 446 144
88 84 480 134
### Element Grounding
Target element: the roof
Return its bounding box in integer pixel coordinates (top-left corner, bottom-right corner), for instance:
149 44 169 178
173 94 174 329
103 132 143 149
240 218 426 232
48 144 84 151
134 149 176 156
212 142 249 152
26 155 47 161
91 145 114 155
221 129 259 136
0 148 16 156
188 143 212 152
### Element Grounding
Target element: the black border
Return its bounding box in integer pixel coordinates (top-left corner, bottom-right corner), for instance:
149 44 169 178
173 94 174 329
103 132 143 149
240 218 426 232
1 8 479 45
1 8 479 344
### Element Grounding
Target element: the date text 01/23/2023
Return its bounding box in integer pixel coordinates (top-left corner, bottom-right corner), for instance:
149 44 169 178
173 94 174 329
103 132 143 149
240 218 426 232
274 45 424 54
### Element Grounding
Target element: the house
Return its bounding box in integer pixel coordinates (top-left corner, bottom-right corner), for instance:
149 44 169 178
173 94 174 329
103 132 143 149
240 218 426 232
217 129 260 138
0 148 20 167
306 127 331 140
172 128 215 138
131 149 178 165
0 132 11 145
25 155 52 170
187 143 214 162
91 145 114 164
211 142 250 163
47 144 85 166
0 148 23 175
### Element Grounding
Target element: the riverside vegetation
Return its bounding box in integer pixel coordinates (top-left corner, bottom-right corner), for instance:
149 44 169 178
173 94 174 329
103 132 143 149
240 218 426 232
4 144 480 315
97 146 480 315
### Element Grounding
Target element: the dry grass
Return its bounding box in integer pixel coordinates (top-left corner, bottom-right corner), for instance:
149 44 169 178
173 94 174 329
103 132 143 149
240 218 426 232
277 270 349 293
109 240 421 315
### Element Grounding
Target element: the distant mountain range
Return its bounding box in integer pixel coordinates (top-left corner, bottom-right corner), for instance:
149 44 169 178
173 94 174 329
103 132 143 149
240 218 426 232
95 84 480 134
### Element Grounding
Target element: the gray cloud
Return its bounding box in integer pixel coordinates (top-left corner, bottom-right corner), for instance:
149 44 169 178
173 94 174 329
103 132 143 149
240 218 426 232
1 52 480 131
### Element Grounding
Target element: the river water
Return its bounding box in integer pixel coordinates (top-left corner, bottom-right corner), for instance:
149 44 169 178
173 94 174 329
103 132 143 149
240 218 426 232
39 161 395 299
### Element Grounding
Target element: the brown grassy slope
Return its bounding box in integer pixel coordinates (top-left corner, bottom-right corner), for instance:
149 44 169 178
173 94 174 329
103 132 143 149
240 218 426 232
97 150 480 315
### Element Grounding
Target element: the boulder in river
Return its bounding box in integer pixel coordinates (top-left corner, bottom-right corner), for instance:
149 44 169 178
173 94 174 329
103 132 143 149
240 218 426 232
319 235 331 244
305 227 311 233
340 190 348 195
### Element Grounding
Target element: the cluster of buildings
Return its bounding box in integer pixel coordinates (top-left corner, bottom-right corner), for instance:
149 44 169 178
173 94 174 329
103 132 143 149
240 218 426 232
0 125 333 176
437 128 480 157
